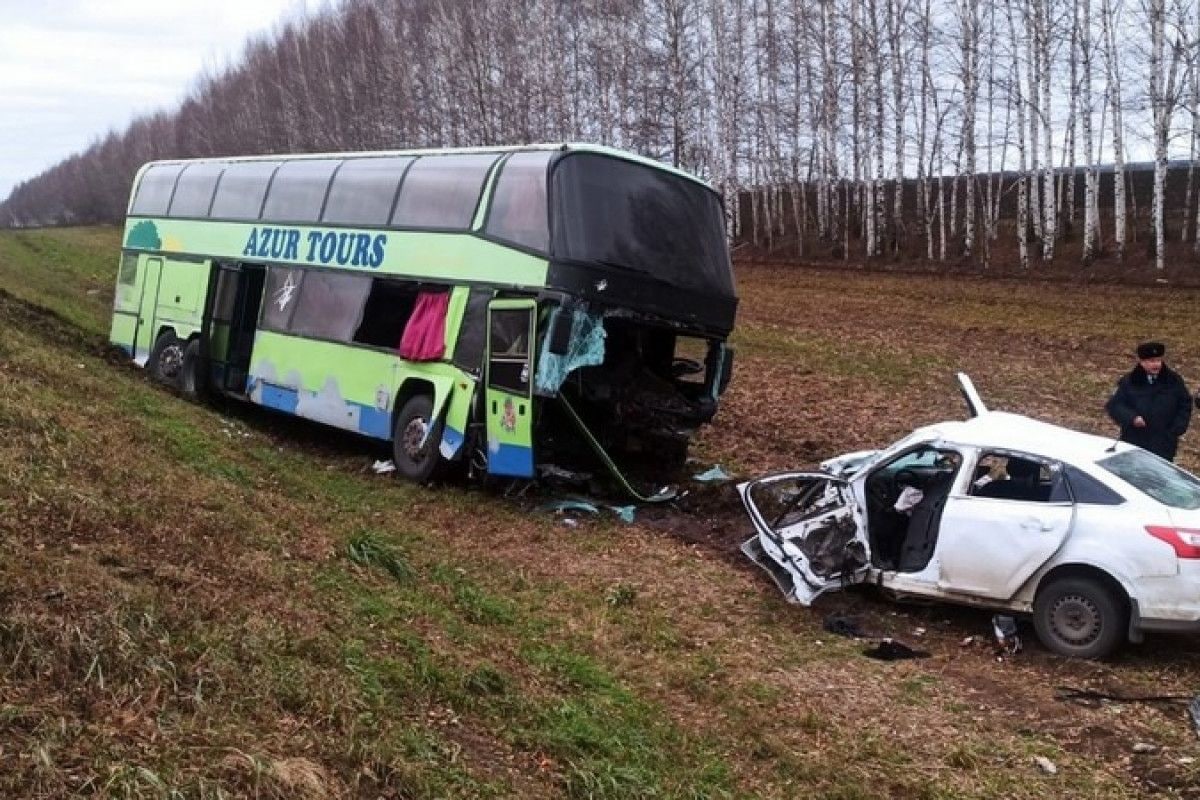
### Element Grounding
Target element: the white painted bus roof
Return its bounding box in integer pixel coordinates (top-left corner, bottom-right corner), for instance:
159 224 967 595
133 142 714 193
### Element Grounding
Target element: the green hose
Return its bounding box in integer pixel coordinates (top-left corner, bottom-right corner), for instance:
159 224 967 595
556 392 677 503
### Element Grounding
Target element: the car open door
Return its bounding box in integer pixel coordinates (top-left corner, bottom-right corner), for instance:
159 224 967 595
739 473 869 605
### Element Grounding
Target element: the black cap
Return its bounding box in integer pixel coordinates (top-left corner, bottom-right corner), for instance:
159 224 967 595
1136 341 1166 359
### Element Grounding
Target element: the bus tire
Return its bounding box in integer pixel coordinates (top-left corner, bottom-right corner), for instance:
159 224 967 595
149 331 186 388
393 394 445 483
179 338 205 401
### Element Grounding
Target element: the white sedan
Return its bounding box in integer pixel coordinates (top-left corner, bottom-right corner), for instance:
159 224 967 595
739 375 1200 659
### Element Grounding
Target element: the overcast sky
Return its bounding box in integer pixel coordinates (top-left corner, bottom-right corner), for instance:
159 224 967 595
0 0 310 198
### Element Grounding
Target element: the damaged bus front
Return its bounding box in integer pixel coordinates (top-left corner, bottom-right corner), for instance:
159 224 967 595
530 151 737 479
109 144 736 493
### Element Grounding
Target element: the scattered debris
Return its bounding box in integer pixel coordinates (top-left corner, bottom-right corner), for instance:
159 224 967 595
992 614 1021 655
537 499 600 516
371 459 396 474
913 626 926 637
608 505 637 523
693 464 733 482
960 636 978 647
538 463 593 483
1056 686 1194 707
42 588 65 602
862 639 930 661
823 614 870 639
561 518 580 528
1034 756 1058 775
1132 742 1160 754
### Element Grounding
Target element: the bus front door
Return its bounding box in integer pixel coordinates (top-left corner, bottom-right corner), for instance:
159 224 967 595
485 299 537 478
133 256 164 364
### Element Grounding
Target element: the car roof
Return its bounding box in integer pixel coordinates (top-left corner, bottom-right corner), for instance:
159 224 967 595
917 411 1129 466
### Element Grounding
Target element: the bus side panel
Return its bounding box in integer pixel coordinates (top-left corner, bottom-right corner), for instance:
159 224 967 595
109 251 143 358
152 258 211 342
248 332 397 438
109 312 138 358
247 332 461 442
439 376 476 460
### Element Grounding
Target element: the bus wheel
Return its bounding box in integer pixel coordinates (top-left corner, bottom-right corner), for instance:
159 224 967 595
149 332 186 388
393 394 445 482
179 338 205 400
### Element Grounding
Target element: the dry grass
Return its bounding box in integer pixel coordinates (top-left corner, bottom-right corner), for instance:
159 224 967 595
2 228 1198 798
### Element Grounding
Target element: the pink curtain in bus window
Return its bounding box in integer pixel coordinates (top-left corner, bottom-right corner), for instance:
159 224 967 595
398 291 450 361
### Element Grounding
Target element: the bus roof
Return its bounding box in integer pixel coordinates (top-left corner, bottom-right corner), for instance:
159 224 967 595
134 143 716 193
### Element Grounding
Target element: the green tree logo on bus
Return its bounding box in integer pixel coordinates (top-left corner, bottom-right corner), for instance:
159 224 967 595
125 220 161 250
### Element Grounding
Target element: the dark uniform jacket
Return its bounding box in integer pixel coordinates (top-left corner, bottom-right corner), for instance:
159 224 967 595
1105 365 1192 461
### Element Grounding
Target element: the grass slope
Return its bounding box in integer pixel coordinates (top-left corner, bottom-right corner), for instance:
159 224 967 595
2 228 1196 798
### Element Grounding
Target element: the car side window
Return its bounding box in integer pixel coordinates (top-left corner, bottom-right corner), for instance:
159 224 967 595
969 453 1061 503
1063 465 1125 505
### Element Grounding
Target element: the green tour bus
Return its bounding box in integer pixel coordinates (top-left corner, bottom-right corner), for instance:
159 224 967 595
109 143 737 491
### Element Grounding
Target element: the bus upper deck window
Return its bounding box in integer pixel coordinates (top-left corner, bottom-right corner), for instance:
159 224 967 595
262 159 340 223
485 152 551 252
168 163 224 218
210 161 281 221
130 164 184 216
322 157 411 226
391 154 497 230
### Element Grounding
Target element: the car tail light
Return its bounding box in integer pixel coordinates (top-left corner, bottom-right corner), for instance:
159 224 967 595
1145 526 1200 559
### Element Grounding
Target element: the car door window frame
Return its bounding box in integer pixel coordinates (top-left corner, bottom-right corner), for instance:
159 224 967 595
965 449 1070 504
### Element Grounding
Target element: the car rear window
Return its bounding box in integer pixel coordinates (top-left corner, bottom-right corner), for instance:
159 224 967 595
1063 465 1125 505
1098 450 1200 509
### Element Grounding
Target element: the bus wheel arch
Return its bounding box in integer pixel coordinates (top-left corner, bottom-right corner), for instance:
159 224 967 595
392 381 445 482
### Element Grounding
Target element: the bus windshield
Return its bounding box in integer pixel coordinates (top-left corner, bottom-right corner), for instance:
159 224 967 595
550 153 734 298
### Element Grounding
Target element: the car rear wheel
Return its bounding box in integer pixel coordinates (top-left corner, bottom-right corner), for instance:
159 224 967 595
1033 576 1126 659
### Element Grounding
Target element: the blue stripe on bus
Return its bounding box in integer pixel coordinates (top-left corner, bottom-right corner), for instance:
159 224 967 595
260 383 300 414
488 442 534 478
440 426 464 459
358 406 392 439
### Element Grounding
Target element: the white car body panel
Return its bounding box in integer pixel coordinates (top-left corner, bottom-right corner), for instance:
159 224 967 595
738 472 866 605
739 375 1200 649
936 494 1074 599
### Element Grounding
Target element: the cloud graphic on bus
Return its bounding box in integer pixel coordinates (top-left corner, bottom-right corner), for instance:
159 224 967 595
125 220 161 250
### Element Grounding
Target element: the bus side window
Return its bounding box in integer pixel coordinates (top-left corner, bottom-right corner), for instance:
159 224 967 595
353 279 422 348
451 288 493 374
485 151 551 252
289 271 372 342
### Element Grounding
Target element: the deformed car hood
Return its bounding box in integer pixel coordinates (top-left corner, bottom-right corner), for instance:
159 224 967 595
819 450 880 478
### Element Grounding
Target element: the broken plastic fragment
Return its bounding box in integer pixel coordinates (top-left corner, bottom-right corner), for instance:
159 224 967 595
693 465 732 482
608 505 636 523
537 499 600 515
372 459 396 474
992 614 1022 655
538 463 593 482
862 639 929 661
1033 756 1057 775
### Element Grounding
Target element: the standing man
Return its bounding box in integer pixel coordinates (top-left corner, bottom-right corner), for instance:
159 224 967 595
1106 341 1192 461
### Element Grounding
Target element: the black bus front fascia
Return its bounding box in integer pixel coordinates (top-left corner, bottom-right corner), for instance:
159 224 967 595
544 258 738 338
